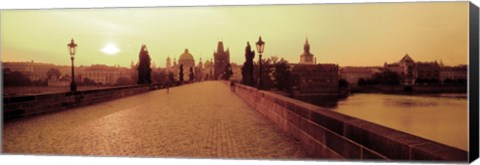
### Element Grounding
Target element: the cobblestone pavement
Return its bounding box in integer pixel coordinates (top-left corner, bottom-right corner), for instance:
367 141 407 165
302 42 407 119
3 81 310 159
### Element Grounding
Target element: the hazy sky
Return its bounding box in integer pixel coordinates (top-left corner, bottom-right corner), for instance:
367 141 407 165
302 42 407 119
0 2 469 67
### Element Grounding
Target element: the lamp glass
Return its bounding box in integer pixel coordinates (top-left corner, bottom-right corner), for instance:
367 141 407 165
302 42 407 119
68 39 77 56
256 38 265 54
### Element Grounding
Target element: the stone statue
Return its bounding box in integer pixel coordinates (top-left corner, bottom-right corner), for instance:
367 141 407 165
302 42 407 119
241 42 255 86
179 64 184 82
189 67 195 81
137 45 152 84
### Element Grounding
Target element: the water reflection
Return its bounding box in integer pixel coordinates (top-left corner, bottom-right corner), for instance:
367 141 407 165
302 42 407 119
385 97 439 107
294 93 468 151
293 95 344 108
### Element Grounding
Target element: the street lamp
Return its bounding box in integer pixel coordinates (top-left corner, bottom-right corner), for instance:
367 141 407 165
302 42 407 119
256 36 265 90
67 38 77 92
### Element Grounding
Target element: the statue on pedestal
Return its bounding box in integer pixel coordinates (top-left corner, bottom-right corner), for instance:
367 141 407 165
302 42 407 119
137 45 152 84
241 42 255 86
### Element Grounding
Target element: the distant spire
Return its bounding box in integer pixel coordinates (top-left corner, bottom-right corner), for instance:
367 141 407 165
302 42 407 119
217 40 224 53
304 37 310 53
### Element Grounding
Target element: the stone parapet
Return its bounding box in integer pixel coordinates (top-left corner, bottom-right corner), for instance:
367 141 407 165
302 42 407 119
3 83 168 120
232 82 467 161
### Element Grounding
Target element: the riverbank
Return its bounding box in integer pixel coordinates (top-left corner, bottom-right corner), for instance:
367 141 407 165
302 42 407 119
351 84 467 95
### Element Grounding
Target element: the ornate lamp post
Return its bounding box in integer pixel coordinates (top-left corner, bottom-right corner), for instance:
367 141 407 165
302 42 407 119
255 36 265 90
67 38 78 92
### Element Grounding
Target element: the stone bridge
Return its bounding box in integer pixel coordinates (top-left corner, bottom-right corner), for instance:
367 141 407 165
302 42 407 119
3 81 308 159
2 81 467 162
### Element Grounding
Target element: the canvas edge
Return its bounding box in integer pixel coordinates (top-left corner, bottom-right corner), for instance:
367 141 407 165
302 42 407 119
469 1 480 163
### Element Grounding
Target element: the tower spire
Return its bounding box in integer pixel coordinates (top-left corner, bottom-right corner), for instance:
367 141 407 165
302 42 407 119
217 40 224 53
304 37 310 53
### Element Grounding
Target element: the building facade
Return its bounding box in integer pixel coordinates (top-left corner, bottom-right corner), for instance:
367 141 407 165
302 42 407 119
81 64 131 85
194 58 204 81
384 54 416 85
166 56 172 73
415 61 441 83
288 38 339 95
290 64 340 96
204 58 214 80
440 65 467 84
3 61 55 81
340 66 380 86
230 63 242 82
3 61 81 82
383 54 467 85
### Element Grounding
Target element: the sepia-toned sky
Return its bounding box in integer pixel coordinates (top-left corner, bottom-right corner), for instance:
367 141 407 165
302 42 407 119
0 1 469 67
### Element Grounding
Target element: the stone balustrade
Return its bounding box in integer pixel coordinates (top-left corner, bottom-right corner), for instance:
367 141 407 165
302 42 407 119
232 82 467 161
3 83 168 120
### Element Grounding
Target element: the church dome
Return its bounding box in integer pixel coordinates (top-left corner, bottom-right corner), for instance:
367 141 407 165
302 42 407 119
179 49 194 61
178 48 195 70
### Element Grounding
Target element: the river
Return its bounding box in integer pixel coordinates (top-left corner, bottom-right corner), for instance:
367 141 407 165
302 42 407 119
295 93 468 151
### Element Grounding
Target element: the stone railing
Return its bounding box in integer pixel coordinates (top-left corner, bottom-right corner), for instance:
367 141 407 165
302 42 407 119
232 82 467 161
3 83 169 120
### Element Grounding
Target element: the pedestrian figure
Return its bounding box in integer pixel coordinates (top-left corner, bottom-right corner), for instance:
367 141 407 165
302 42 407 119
166 81 170 94
230 80 235 92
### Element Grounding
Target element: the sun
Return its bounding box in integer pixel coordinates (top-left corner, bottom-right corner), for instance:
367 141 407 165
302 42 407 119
101 43 120 55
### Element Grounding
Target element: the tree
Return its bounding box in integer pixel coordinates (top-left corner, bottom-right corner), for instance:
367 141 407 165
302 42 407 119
272 58 291 92
81 78 97 86
372 70 400 85
46 68 61 80
339 78 349 89
358 78 366 86
3 69 31 86
415 78 425 85
115 76 131 86
32 79 48 86
253 58 274 90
